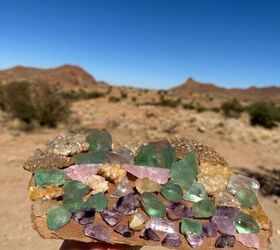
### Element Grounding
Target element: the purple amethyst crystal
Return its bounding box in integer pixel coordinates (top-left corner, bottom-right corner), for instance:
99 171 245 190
211 216 236 235
186 234 203 248
215 234 235 248
215 206 240 218
140 228 160 241
84 224 110 243
161 233 182 247
114 224 134 237
202 222 218 237
100 209 123 227
113 193 140 215
72 208 95 225
166 201 193 220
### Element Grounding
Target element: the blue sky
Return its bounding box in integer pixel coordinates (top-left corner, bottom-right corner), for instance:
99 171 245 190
0 0 279 89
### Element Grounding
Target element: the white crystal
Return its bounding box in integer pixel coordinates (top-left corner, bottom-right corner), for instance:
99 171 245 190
145 218 176 234
110 176 133 198
227 174 260 194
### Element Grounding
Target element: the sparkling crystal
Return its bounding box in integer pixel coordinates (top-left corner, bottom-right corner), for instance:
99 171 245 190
72 207 95 225
86 192 108 211
98 164 126 184
213 190 241 208
64 164 101 182
114 224 134 237
202 222 218 237
47 206 71 231
86 129 112 152
227 174 260 194
235 212 260 234
32 199 60 217
84 224 110 243
246 205 270 230
170 151 199 189
160 182 183 202
234 233 259 249
145 218 176 234
135 177 161 194
166 201 193 220
184 181 207 202
129 213 146 230
28 185 63 201
85 175 109 195
192 199 215 218
215 206 240 218
162 233 182 247
122 164 169 184
110 176 133 198
63 180 90 201
215 234 235 248
140 228 160 241
211 216 236 235
100 209 123 227
35 168 65 187
73 151 106 164
235 187 258 208
180 218 202 235
113 192 140 215
141 192 166 218
186 233 203 248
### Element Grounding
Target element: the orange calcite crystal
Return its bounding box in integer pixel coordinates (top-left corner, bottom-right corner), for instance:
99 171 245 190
28 185 63 201
135 177 161 194
245 205 270 230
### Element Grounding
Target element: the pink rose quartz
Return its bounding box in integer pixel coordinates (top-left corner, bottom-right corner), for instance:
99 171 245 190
234 234 259 249
64 164 102 182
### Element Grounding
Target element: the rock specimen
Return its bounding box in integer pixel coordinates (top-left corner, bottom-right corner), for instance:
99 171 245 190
135 177 161 194
160 182 183 202
35 168 65 187
47 206 71 231
141 192 166 218
228 174 260 194
184 181 207 202
140 228 160 241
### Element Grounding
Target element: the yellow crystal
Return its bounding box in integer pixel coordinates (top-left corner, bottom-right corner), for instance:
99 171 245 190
245 205 270 230
213 190 241 208
28 185 63 201
98 164 126 184
129 213 146 230
85 175 109 194
135 177 161 194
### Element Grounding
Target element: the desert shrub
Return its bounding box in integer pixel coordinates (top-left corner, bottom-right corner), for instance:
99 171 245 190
158 97 181 108
61 89 105 101
120 91 128 99
221 99 243 118
1 81 70 128
183 102 195 110
247 102 280 129
131 96 137 102
211 107 220 113
108 96 121 103
196 104 206 113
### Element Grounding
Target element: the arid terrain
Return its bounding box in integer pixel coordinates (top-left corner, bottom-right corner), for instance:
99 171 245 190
0 65 279 249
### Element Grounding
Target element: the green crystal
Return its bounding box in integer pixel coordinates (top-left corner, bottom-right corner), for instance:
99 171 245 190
63 180 90 201
180 218 202 235
235 187 258 208
141 192 166 218
160 182 183 202
86 129 112 152
158 147 176 169
134 144 160 167
47 206 71 231
192 199 215 218
63 197 87 212
35 168 65 187
235 212 260 234
73 151 105 164
86 192 108 211
184 182 207 202
170 151 199 189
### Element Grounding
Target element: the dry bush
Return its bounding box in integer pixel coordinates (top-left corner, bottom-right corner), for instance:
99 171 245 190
221 99 243 118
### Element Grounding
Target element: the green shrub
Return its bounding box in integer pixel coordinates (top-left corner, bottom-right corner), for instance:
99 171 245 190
108 96 121 103
120 91 128 99
61 89 105 101
183 102 195 110
247 102 280 129
158 97 181 108
221 99 243 118
196 104 206 113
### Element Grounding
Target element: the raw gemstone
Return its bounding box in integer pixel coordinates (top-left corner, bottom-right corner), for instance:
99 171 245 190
72 208 95 225
184 181 208 202
235 212 260 234
105 149 134 165
234 233 259 249
110 176 133 198
100 209 123 227
47 206 71 231
166 201 193 220
23 149 73 173
114 224 134 237
84 224 110 243
186 233 203 248
162 233 182 247
63 197 87 213
235 187 258 208
215 206 240 218
246 205 270 230
28 185 63 200
227 174 260 194
32 199 60 217
64 164 101 182
63 180 90 201
86 192 108 211
46 134 89 156
129 213 146 230
211 216 236 235
86 129 112 152
140 228 160 241
134 144 160 167
197 163 232 194
114 193 140 215
141 192 166 218
215 234 235 248
145 218 176 234
213 190 241 208
73 151 106 164
202 222 218 237
170 151 199 189
98 164 126 184
160 182 183 202
135 177 161 194
122 164 169 184
192 199 215 218
85 175 109 195
35 168 65 187
180 218 202 235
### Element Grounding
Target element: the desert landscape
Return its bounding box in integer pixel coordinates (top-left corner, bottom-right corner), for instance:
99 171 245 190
0 65 279 249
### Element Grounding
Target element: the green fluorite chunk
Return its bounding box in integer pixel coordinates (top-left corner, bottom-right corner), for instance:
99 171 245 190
86 129 112 152
63 197 87 213
35 168 65 187
160 182 183 202
158 147 176 169
47 206 71 231
192 199 215 218
170 151 199 189
63 180 90 201
184 182 207 202
73 151 105 164
235 187 258 208
86 192 108 211
134 144 160 167
180 218 202 235
235 212 260 234
141 192 166 218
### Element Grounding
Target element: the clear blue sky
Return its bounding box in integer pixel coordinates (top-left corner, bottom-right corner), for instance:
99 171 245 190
0 0 279 89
